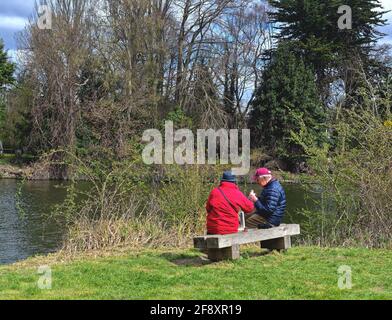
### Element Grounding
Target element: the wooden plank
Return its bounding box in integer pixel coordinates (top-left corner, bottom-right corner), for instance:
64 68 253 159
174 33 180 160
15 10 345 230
194 235 218 249
215 225 300 249
194 224 300 249
208 245 240 262
193 237 207 249
261 236 291 251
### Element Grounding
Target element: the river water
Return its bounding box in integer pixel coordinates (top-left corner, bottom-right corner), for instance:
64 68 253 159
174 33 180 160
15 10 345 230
0 179 311 265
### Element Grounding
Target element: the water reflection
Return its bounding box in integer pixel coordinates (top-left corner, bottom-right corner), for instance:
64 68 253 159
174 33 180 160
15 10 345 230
0 180 66 264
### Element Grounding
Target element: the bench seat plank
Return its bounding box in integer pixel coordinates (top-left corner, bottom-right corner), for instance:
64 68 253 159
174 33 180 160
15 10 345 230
194 224 300 249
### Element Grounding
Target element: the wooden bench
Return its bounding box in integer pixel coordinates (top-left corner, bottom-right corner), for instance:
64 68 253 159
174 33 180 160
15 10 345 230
194 224 300 262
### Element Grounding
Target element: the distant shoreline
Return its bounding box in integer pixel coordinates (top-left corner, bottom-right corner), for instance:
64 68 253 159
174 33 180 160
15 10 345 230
0 162 304 184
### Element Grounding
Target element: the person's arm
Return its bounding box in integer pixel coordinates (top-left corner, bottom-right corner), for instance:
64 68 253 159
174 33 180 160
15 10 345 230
238 192 256 214
254 189 280 218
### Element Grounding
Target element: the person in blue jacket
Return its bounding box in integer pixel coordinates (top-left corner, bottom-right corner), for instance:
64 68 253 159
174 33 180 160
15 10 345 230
247 168 287 228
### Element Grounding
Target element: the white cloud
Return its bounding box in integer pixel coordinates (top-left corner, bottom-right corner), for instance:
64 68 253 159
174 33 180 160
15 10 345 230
6 49 19 62
380 0 392 11
377 0 392 45
0 15 28 30
0 0 35 17
380 0 392 22
6 49 31 67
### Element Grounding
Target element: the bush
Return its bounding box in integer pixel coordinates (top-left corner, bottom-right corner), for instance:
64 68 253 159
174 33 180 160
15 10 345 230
292 110 392 248
155 165 220 238
50 152 223 252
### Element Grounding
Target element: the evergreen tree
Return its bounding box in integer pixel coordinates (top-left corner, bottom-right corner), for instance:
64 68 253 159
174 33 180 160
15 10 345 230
249 41 326 169
0 40 16 144
0 40 15 90
2 77 34 151
269 0 388 103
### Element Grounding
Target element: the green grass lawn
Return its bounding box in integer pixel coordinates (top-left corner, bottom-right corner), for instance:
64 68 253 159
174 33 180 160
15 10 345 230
0 246 391 300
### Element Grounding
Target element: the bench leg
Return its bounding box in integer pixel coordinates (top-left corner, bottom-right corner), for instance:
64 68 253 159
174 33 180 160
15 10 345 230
261 236 291 251
208 245 240 262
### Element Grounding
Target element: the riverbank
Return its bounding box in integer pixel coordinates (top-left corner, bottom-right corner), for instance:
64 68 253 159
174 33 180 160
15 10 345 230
1 246 391 299
0 154 51 180
0 163 51 180
0 160 304 183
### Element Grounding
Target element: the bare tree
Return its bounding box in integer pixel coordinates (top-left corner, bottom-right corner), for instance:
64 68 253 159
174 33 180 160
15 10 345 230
173 0 238 105
19 0 93 178
15 0 276 174
219 2 272 127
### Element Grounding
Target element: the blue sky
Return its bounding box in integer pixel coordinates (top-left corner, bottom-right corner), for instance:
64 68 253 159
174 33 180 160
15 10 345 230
0 0 36 52
1 0 392 57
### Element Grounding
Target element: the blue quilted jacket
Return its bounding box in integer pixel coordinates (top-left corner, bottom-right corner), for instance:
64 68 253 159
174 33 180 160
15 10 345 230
254 179 287 226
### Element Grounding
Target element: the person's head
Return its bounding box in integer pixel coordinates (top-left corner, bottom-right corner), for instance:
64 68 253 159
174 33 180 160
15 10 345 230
253 168 272 187
221 171 237 184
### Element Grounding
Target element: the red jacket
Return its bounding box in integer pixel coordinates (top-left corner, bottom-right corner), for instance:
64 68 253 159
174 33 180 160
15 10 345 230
206 182 255 235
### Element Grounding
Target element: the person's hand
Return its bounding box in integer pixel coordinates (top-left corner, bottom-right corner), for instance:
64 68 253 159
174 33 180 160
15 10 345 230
249 190 258 203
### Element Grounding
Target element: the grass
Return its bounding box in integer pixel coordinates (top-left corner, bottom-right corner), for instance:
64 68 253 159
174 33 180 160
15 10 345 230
0 246 391 300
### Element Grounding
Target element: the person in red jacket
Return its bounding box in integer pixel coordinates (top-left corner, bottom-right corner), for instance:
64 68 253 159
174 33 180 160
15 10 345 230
206 171 255 235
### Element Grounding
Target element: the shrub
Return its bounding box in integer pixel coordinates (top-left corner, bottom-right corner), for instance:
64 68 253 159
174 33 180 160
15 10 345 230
50 152 224 252
292 110 392 247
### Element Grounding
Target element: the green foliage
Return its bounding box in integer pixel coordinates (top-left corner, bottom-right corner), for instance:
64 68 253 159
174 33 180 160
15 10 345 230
1 82 33 149
269 0 389 111
269 0 387 72
292 110 392 247
0 39 16 143
0 100 5 132
165 108 193 129
0 40 15 89
249 41 326 169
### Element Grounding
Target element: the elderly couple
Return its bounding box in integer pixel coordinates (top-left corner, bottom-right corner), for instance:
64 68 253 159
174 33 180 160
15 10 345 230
206 168 287 235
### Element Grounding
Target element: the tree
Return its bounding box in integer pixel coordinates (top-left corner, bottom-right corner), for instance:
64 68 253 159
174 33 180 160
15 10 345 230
19 0 93 178
345 44 392 118
1 76 34 151
269 0 388 104
174 0 238 105
221 2 272 127
100 0 173 123
0 39 16 145
0 41 15 89
187 62 227 129
249 41 326 170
